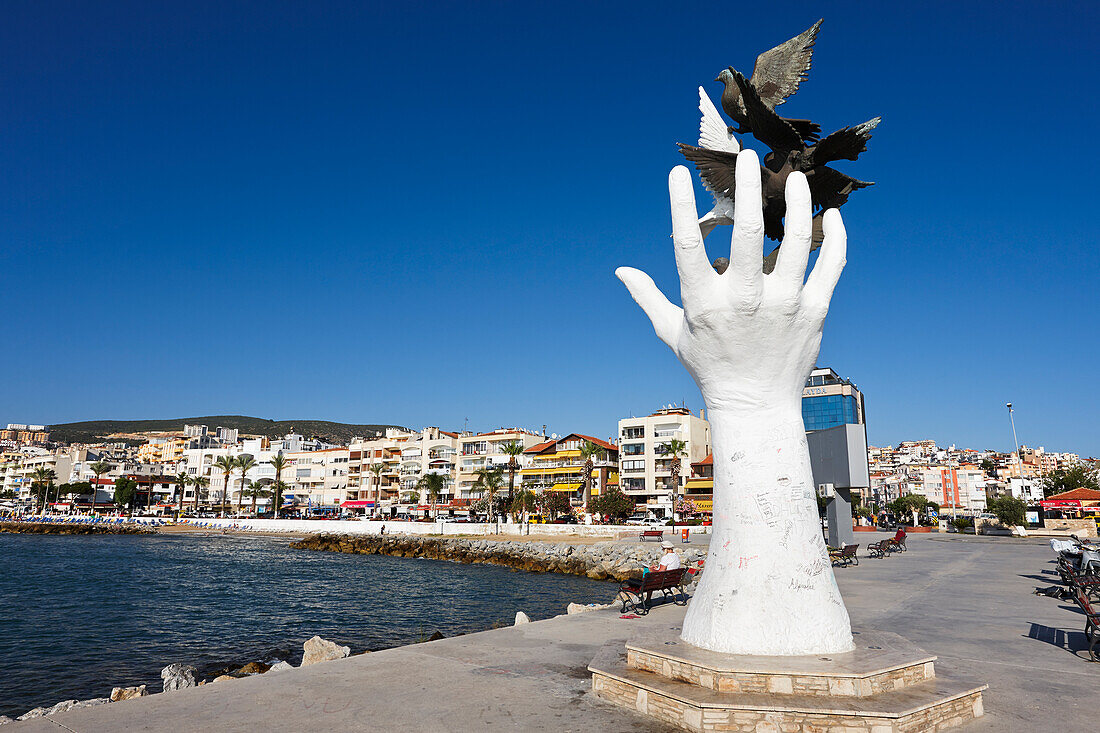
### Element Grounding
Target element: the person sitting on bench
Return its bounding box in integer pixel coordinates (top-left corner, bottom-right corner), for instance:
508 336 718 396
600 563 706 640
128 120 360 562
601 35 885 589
656 540 681 572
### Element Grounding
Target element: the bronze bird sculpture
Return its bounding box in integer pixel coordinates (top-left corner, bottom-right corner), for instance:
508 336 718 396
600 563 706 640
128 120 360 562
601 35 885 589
718 19 823 143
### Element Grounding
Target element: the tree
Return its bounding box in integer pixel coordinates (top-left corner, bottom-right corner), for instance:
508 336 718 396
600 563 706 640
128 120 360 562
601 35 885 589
473 467 505 523
173 472 189 517
500 441 525 504
578 440 606 508
88 461 113 514
213 455 236 517
269 452 288 517
980 458 997 474
509 489 538 520
660 439 689 510
416 472 446 518
189 475 209 512
367 463 386 516
538 490 572 520
675 497 697 517
235 454 257 515
987 494 1027 527
887 494 929 526
245 482 272 515
113 476 138 513
61 482 91 505
1042 465 1099 498
588 485 635 521
30 467 57 515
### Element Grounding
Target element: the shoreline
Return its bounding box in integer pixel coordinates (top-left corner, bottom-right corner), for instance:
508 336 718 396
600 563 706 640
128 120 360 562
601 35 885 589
290 532 705 582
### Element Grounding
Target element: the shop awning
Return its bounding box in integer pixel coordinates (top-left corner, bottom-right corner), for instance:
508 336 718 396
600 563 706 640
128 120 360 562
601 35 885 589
549 482 581 493
340 500 376 508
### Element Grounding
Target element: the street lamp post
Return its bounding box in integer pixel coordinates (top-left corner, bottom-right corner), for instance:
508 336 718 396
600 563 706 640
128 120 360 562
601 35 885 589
1007 402 1022 502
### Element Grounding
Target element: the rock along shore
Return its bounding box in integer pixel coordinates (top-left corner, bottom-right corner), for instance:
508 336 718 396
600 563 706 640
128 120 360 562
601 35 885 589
289 533 705 582
0 521 155 536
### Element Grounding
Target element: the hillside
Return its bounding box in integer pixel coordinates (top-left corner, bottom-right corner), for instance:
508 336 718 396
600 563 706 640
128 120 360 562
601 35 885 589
48 416 403 446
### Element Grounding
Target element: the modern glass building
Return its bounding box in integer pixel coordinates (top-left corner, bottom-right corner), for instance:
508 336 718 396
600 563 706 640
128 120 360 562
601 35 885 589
802 367 865 432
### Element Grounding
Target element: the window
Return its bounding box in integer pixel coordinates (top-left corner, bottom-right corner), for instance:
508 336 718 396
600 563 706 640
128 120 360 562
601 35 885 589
622 426 645 440
622 460 645 471
622 443 645 455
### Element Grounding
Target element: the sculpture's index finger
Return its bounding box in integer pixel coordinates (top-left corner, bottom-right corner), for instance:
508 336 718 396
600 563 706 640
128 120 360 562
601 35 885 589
668 166 714 303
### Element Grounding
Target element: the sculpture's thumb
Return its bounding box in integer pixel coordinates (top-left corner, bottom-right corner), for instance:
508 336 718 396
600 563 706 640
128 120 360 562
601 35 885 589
615 267 682 349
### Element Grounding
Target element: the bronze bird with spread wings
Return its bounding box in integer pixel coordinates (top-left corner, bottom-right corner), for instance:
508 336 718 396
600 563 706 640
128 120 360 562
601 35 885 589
717 19 823 143
677 69 877 269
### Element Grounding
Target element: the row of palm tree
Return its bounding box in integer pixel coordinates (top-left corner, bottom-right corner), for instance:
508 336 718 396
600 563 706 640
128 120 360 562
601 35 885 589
171 452 288 518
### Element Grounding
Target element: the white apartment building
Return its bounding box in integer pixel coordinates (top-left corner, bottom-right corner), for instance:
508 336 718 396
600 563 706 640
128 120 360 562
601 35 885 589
618 406 711 517
347 428 422 510
284 447 349 508
397 428 459 508
455 429 545 502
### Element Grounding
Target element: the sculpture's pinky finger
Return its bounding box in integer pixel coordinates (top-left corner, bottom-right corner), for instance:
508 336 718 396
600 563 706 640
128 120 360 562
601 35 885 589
615 267 683 348
803 209 847 309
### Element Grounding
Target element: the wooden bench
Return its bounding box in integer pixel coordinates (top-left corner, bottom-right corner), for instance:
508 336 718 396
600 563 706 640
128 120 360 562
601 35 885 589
617 568 688 615
639 530 664 542
829 544 859 567
868 540 892 558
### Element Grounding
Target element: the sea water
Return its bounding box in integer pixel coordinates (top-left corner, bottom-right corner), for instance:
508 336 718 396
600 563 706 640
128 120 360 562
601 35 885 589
0 532 613 716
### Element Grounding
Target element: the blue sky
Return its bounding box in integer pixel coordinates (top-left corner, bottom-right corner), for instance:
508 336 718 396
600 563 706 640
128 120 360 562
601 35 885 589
2 1 1097 456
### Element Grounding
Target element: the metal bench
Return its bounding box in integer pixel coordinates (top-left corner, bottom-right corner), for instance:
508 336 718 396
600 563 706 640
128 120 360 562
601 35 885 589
639 530 664 542
829 544 859 566
617 568 688 615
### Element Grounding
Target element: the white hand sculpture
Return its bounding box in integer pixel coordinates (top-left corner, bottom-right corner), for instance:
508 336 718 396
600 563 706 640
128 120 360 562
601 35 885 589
616 150 853 655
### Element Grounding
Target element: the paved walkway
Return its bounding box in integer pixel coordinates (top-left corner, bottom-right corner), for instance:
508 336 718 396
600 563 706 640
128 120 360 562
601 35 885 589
11 533 1098 731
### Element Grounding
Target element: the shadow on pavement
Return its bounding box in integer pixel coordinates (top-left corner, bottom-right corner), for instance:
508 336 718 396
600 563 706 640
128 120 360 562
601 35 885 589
1025 622 1092 660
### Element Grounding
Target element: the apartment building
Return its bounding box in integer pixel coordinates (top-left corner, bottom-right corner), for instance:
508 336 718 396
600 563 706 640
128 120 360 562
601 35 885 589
1 424 50 444
454 429 544 502
347 428 420 510
520 433 618 509
618 407 711 518
915 465 987 512
284 447 349 508
396 428 459 509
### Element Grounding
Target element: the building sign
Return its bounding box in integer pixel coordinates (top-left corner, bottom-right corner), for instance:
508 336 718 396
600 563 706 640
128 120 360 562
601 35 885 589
1040 499 1081 509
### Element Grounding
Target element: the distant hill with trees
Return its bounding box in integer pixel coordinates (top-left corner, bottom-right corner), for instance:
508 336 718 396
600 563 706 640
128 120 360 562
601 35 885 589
48 416 403 446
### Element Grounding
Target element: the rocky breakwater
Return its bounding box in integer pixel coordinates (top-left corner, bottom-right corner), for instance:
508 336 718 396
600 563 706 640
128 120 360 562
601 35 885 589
289 534 705 582
0 521 155 535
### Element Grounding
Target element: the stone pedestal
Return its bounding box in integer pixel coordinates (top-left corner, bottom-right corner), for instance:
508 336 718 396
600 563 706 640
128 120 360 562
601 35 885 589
589 629 986 732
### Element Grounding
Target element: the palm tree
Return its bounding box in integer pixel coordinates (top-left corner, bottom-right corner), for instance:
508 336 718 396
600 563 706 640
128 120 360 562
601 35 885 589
245 482 272 515
501 441 524 505
661 438 689 516
235 454 257 516
190 475 209 512
416 473 446 519
88 460 113 515
213 456 236 517
173 472 189 517
473 467 505 525
269 452 288 517
579 440 606 509
367 463 386 518
30 467 56 515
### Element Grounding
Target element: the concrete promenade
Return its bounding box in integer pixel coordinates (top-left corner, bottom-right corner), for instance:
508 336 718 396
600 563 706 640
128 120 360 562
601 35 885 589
10 533 1098 732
